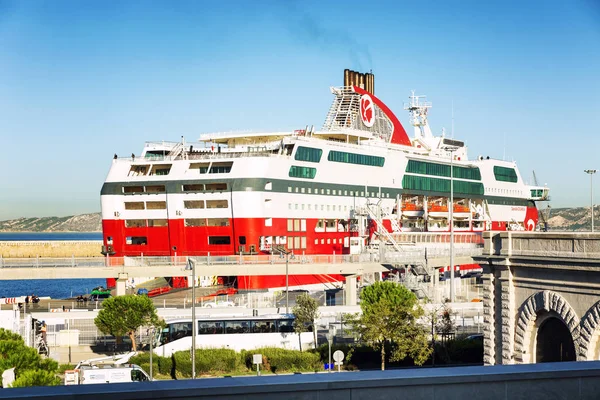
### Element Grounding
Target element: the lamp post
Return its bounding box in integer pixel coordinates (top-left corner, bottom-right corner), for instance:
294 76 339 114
149 326 155 381
446 146 458 303
186 258 197 379
585 170 597 232
326 327 335 373
275 248 294 314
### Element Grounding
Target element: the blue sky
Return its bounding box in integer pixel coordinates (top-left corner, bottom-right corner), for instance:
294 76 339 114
0 0 599 220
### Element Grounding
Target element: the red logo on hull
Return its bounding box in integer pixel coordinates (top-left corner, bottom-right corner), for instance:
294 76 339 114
360 94 375 127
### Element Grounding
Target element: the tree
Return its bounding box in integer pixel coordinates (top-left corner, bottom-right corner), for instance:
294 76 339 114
292 293 320 351
437 305 455 338
94 295 162 351
0 328 60 387
349 281 432 370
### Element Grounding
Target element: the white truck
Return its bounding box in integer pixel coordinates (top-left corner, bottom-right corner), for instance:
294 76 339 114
64 352 150 385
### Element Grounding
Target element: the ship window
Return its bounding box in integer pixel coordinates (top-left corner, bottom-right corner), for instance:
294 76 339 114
184 200 205 209
209 236 231 245
207 218 230 227
145 185 166 193
327 238 331 244
315 238 319 245
316 220 324 229
265 218 272 227
123 186 144 194
333 239 337 244
126 236 147 245
287 219 293 231
308 188 312 194
190 162 210 174
294 146 323 163
402 175 485 196
321 239 325 244
326 219 336 229
125 219 146 228
206 200 228 209
146 201 166 210
183 184 204 192
288 187 292 192
344 190 348 196
332 190 336 195
151 164 171 176
350 191 354 196
186 218 206 227
295 187 299 193
494 166 518 183
289 166 317 179
287 236 294 249
128 165 149 177
301 219 306 232
148 219 168 227
328 150 385 167
301 188 305 194
406 160 481 180
265 182 272 191
294 237 300 249
294 219 300 231
205 183 228 191
124 202 145 210
209 162 233 174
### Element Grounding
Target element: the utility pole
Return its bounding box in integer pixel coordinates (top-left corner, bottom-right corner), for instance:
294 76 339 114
585 170 597 232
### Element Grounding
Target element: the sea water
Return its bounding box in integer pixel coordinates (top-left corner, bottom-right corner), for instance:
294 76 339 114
0 232 105 299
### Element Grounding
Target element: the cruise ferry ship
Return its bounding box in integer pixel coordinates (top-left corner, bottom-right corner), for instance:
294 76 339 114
100 70 549 291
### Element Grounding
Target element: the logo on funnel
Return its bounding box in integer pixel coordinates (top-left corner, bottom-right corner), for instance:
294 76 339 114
360 94 375 128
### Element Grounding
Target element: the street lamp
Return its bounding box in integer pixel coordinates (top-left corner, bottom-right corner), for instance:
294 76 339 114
445 146 458 303
185 258 197 379
274 247 295 314
585 170 597 232
326 326 335 373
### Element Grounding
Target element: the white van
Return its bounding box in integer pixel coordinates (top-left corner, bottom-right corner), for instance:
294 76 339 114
64 364 150 385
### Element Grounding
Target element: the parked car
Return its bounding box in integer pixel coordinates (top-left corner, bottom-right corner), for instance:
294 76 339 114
90 293 111 302
202 300 235 308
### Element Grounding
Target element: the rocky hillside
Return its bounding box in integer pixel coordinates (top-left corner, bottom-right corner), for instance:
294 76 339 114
0 213 101 232
546 207 596 231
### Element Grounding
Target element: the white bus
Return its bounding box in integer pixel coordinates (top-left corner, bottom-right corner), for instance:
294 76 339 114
153 314 314 357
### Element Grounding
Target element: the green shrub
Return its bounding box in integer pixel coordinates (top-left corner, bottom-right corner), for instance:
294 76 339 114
435 338 483 365
11 370 61 387
158 356 173 376
173 348 241 377
243 347 321 373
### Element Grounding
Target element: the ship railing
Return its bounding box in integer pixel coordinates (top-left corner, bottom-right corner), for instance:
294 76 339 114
189 253 367 266
113 151 288 163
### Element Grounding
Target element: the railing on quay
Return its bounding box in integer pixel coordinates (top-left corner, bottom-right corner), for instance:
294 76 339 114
0 247 484 269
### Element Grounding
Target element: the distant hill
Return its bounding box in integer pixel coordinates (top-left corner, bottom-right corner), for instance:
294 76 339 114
0 213 101 232
0 207 593 233
546 207 597 231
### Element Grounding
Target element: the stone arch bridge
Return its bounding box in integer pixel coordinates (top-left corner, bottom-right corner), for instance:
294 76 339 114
475 232 600 365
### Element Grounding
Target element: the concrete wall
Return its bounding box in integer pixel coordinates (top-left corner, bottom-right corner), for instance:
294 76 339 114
0 241 102 258
1 362 600 400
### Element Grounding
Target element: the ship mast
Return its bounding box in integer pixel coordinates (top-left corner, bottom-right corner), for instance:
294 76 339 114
404 91 433 140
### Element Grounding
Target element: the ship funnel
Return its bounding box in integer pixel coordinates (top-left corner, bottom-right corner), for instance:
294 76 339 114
343 69 375 94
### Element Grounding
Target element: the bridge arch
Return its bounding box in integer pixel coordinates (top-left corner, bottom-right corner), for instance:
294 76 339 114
514 290 581 363
579 300 600 360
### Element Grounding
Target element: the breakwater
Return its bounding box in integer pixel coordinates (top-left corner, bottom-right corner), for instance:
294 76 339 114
0 241 103 258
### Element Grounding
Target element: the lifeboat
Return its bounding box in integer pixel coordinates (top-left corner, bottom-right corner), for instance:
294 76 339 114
453 204 471 219
428 204 448 218
401 202 424 217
